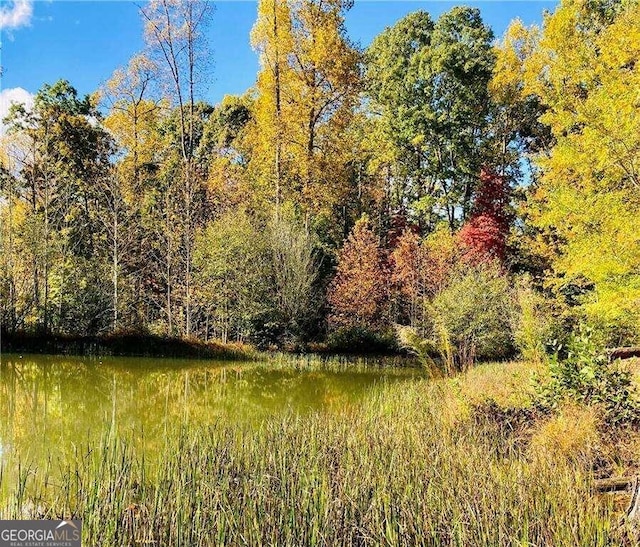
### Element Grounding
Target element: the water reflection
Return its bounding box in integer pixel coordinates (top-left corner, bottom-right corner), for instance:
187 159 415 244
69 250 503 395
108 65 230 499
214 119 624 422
0 354 418 467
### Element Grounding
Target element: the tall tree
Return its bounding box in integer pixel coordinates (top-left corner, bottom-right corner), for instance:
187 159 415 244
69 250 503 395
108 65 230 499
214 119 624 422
488 19 551 179
524 0 640 342
198 94 254 217
102 54 163 197
250 0 361 223
141 0 212 336
366 8 495 229
3 80 114 334
102 55 166 331
250 0 293 215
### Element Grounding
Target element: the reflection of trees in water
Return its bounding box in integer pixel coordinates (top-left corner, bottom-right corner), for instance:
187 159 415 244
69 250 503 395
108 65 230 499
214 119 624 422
0 355 415 475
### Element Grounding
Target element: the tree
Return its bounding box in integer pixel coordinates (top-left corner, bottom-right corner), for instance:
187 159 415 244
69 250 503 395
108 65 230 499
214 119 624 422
3 80 114 334
0 157 30 332
193 211 271 343
198 94 254 217
141 0 213 336
365 8 495 229
391 228 424 327
391 224 459 328
102 54 162 194
458 167 510 264
249 0 361 223
101 55 165 331
94 165 134 332
523 0 640 343
249 0 293 214
328 217 388 330
488 19 551 179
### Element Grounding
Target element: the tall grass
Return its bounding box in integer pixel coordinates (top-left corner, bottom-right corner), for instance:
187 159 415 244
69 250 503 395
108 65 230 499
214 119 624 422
1 375 616 546
266 352 418 371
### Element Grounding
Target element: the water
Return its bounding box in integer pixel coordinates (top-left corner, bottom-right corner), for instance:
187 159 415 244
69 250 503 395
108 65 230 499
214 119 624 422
0 353 420 471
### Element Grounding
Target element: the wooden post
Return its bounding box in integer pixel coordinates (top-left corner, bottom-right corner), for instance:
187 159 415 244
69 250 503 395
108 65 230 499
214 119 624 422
607 347 640 361
627 477 640 524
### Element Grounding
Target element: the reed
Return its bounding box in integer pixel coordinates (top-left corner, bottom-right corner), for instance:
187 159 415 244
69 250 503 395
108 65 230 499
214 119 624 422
0 363 617 546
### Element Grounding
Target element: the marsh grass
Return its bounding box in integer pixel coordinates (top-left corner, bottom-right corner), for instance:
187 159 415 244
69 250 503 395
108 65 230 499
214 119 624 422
0 364 619 546
266 352 419 372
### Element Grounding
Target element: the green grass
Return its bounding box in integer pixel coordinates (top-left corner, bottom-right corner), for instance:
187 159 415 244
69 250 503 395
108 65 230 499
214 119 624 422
265 352 418 371
0 363 620 546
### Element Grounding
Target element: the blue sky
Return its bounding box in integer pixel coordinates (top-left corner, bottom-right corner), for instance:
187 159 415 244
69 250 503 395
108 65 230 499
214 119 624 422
1 1 557 110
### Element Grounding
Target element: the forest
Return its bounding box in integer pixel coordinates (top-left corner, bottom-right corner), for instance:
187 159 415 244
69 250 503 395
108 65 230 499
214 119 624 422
1 0 639 364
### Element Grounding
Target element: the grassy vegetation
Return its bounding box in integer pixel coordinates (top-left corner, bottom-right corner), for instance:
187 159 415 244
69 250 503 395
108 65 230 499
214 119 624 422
265 352 417 371
3 359 639 545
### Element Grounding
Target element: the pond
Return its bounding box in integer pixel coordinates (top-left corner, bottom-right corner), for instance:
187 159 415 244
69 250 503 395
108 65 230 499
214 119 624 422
0 353 420 477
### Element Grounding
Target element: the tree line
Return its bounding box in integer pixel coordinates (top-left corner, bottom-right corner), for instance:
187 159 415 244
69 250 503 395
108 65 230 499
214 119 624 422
1 0 638 357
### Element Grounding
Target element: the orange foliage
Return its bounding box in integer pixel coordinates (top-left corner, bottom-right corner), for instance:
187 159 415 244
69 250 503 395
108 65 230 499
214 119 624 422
328 218 389 329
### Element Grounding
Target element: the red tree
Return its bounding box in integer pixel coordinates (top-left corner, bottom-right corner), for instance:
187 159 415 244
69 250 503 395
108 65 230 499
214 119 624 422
459 167 510 264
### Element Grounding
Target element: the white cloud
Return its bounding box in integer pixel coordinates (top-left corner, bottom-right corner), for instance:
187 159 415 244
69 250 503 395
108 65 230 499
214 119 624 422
0 87 34 135
0 0 33 30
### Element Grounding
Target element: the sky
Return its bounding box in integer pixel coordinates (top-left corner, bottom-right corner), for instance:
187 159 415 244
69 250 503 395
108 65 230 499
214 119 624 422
0 0 558 122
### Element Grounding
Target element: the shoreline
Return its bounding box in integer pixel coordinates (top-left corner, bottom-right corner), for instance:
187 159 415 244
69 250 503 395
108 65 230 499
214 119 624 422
0 331 407 362
0 331 257 361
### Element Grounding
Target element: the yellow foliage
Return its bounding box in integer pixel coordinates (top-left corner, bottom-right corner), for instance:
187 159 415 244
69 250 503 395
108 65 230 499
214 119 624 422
490 18 540 107
524 0 640 341
248 0 361 219
102 55 168 203
528 404 599 466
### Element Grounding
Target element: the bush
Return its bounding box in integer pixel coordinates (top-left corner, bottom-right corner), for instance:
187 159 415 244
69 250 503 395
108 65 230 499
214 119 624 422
535 326 640 426
396 261 515 371
431 262 516 367
194 211 321 347
513 275 553 363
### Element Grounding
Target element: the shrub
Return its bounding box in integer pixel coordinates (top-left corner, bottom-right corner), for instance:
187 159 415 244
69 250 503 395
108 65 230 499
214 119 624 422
396 262 516 371
535 326 640 426
513 275 553 363
431 262 516 367
267 213 321 343
194 211 321 346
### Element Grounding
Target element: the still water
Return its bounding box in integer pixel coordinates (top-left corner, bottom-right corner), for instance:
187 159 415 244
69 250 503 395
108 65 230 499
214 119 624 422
0 353 419 467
